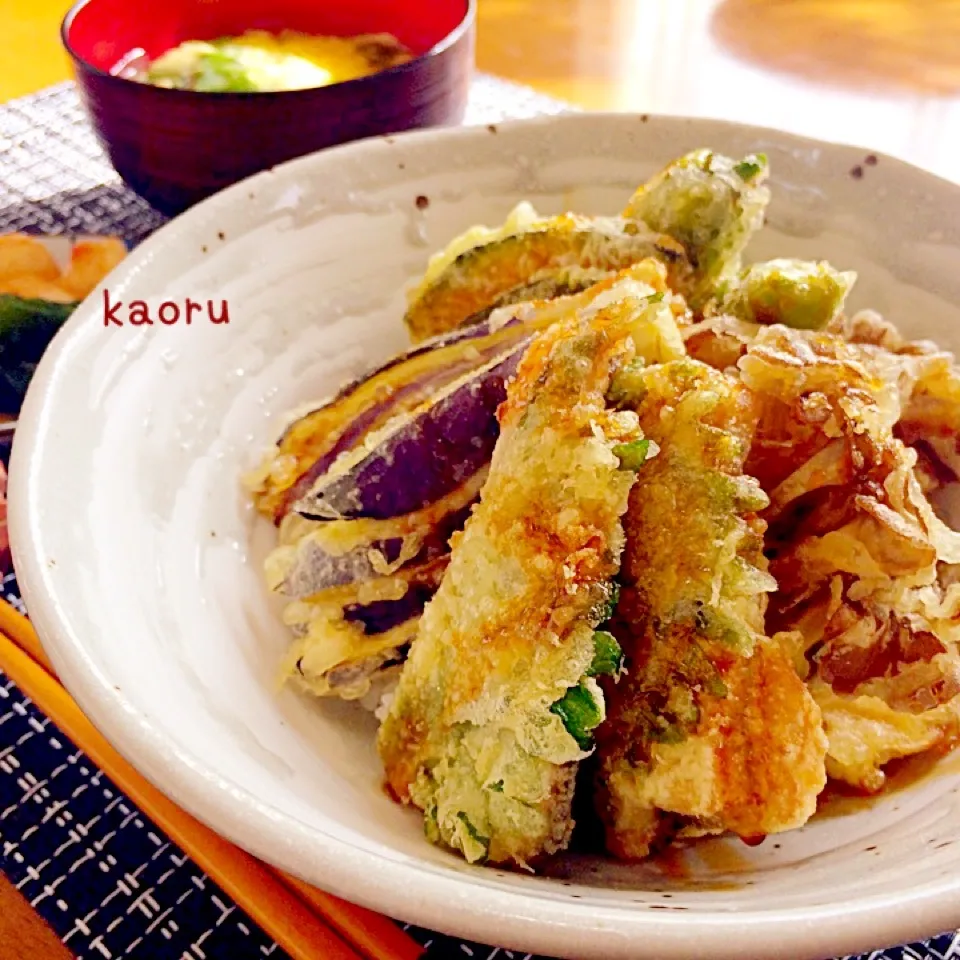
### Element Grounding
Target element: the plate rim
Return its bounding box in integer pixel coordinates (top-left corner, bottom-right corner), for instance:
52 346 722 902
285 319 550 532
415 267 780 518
10 110 960 960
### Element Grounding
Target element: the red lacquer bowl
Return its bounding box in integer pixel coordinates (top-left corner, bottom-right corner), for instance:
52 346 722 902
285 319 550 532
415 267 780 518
62 0 475 216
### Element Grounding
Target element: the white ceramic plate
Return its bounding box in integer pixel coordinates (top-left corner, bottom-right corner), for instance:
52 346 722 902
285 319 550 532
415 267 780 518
9 113 960 960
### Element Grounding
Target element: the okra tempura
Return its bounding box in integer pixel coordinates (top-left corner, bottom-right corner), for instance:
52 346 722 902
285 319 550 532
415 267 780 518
378 273 676 866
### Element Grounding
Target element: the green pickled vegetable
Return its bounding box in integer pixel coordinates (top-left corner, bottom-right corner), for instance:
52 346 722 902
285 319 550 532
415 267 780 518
0 295 78 411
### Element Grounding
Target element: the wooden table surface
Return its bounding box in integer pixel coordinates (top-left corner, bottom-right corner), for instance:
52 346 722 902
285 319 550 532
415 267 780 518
2 0 960 954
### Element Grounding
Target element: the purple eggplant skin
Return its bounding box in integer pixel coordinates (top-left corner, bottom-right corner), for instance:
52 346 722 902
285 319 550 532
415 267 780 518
279 499 476 599
277 316 519 448
343 579 439 635
294 344 529 521
254 314 529 523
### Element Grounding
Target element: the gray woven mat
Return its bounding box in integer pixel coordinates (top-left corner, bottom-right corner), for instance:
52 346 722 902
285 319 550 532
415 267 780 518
0 75 573 242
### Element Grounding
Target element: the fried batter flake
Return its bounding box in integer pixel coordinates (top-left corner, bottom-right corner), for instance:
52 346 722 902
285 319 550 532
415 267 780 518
741 325 960 792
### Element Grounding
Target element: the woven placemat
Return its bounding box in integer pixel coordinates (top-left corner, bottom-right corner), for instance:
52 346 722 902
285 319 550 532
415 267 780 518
0 77 571 240
1 76 957 960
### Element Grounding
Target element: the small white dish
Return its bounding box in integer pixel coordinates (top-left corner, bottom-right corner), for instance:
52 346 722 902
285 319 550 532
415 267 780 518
9 113 960 960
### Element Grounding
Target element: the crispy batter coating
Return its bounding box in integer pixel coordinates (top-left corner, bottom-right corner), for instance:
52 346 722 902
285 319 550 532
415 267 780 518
623 150 770 310
835 312 960 499
596 359 827 859
682 313 759 373
405 146 771 343
740 326 960 792
378 275 681 866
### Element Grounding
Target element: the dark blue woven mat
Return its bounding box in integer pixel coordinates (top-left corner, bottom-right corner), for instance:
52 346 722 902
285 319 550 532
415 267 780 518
1 660 284 958
1 80 958 960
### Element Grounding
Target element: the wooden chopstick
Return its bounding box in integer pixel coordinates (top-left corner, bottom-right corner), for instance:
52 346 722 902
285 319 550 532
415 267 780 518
0 597 54 674
0 600 425 960
277 875 423 960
